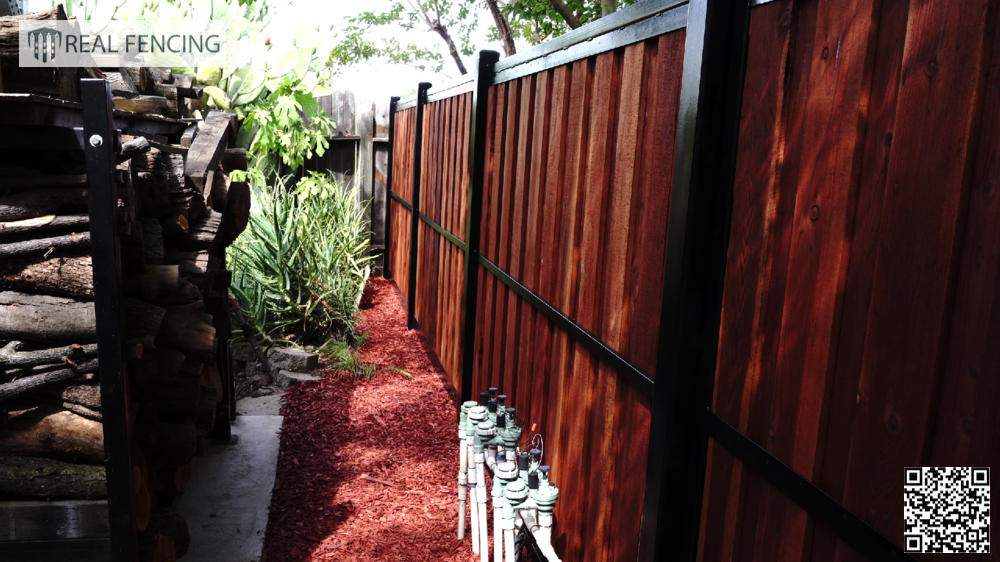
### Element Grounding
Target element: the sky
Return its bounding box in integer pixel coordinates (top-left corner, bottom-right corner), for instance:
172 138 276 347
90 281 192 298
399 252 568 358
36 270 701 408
25 0 510 104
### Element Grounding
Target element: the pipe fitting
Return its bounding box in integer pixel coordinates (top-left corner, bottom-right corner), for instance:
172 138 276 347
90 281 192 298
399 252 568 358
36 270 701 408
467 405 489 438
460 400 478 430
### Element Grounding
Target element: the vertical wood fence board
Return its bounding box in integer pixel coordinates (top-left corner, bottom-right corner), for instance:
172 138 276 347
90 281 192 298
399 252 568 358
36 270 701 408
928 8 1000 470
838 0 993 544
701 2 790 558
810 1 910 559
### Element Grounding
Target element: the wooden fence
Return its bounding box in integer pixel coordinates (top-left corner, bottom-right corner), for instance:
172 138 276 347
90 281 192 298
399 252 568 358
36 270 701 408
385 0 1000 560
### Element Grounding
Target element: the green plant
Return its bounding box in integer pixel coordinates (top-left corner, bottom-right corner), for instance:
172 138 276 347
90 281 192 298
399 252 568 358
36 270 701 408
317 338 375 379
229 172 374 344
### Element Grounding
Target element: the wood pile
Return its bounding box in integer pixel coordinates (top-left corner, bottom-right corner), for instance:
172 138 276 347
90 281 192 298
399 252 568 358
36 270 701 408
0 12 250 556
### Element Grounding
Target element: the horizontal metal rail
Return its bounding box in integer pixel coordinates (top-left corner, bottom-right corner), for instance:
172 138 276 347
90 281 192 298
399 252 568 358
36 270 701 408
494 4 688 83
479 256 655 397
388 193 654 397
389 192 468 251
707 414 915 561
427 77 475 103
495 0 687 74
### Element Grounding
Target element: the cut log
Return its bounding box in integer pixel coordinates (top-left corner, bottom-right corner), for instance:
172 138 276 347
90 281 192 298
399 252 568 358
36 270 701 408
140 218 164 262
123 297 167 340
138 531 176 562
151 422 197 465
0 340 97 369
159 303 216 357
118 136 151 164
0 231 89 260
0 214 88 237
0 456 105 499
62 402 101 421
175 209 221 251
218 181 250 247
123 264 180 300
184 110 234 194
0 254 94 298
0 291 95 342
220 148 248 173
113 95 169 114
0 359 98 402
0 7 67 57
208 166 230 211
147 508 189 558
0 409 104 462
0 188 88 222
60 383 101 410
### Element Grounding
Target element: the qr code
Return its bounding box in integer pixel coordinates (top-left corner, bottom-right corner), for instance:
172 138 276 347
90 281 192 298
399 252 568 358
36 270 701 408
904 467 990 553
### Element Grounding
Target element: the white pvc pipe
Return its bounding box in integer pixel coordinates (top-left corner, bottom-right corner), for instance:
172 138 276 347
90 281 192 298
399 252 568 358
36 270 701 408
517 511 562 562
492 479 503 562
458 431 468 539
503 509 516 562
476 454 489 562
469 443 480 554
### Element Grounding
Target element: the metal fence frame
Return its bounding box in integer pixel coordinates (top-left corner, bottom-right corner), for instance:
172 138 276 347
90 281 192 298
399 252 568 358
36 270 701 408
388 0 913 559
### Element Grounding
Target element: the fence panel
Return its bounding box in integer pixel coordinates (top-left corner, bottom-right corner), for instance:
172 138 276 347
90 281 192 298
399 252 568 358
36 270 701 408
466 31 687 561
701 1 1000 561
388 107 416 300
413 94 473 387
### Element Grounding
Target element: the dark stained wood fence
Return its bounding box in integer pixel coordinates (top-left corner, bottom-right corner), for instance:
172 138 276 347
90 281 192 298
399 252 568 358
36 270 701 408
701 1 1000 561
384 0 1000 560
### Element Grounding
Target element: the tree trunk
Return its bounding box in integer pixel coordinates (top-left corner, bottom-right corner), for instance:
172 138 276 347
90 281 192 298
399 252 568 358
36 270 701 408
548 0 582 28
485 0 516 56
0 409 104 463
0 255 94 299
0 291 96 343
0 456 106 500
0 232 90 261
601 0 617 17
0 188 88 222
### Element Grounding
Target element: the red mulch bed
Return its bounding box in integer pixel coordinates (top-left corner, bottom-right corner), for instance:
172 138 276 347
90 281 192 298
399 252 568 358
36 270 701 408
262 277 477 561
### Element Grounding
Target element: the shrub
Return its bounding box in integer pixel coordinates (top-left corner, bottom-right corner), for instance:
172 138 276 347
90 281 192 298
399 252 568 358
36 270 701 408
229 172 374 344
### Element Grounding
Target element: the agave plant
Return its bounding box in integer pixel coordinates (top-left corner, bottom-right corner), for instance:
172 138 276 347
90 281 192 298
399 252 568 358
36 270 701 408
229 172 374 344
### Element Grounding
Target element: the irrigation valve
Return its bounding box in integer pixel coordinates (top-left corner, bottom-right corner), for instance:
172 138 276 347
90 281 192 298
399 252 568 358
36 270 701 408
456 389 561 562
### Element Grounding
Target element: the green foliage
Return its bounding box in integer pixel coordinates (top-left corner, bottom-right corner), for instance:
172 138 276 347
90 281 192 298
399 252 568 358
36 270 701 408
317 339 376 379
237 78 334 185
229 173 374 345
501 0 640 46
330 0 479 74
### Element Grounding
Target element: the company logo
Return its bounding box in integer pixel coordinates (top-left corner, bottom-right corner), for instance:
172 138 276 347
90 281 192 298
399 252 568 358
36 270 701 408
19 20 235 68
26 27 62 63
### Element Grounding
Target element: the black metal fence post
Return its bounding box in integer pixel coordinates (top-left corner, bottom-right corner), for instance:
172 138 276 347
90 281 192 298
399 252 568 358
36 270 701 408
384 95 400 279
81 78 138 562
407 82 432 329
459 51 499 403
637 0 750 560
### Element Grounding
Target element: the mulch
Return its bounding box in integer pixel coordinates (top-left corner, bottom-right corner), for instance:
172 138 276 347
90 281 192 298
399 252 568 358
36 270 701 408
262 277 478 561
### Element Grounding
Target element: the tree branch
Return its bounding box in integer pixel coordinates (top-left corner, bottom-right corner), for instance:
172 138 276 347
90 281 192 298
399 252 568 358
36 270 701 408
548 0 581 29
485 0 516 56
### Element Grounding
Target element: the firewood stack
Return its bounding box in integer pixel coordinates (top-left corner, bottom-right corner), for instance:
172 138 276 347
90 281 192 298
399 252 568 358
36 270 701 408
0 14 250 556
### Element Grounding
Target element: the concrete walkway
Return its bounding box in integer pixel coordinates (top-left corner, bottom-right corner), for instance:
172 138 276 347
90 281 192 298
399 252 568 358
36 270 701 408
175 415 283 562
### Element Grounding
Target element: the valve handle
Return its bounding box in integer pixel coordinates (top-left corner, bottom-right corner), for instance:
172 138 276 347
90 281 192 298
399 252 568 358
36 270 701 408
488 387 499 398
530 448 542 461
538 465 551 479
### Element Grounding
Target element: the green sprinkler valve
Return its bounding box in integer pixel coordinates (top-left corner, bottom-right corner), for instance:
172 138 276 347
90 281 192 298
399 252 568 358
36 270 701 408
460 401 477 431
532 465 559 514
497 408 522 450
474 419 499 454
